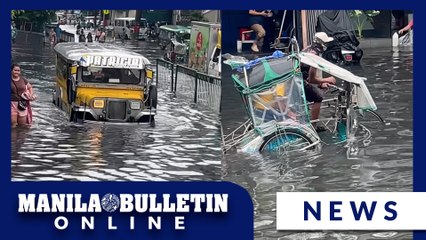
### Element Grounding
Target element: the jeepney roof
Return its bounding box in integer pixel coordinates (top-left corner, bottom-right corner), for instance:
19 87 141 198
160 25 190 33
54 42 151 68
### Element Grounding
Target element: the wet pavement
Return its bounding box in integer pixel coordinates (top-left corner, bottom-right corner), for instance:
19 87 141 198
221 47 413 239
11 34 222 181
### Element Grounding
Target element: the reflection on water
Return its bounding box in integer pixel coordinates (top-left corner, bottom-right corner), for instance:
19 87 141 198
221 47 413 239
12 36 222 181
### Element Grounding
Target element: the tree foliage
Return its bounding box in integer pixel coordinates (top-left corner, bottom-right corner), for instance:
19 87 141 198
12 10 56 32
349 10 381 38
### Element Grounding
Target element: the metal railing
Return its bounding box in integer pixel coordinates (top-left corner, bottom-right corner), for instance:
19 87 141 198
59 31 75 43
156 58 175 91
156 58 221 113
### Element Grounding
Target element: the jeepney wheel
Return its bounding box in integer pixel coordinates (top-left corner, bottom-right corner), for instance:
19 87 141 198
52 90 56 104
66 80 75 104
146 85 158 109
149 116 155 127
259 128 315 153
70 110 77 122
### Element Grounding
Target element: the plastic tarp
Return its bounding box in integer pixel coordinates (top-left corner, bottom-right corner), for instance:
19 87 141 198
299 52 377 111
230 55 295 95
316 10 355 34
316 11 360 50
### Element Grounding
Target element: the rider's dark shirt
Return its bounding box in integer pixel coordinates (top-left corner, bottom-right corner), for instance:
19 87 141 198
301 44 323 81
249 10 267 26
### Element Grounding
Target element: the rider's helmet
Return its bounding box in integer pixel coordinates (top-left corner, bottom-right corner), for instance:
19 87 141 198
313 32 334 52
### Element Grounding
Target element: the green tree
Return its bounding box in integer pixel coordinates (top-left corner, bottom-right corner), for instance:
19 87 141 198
12 10 56 32
11 10 24 19
178 10 206 25
349 10 380 38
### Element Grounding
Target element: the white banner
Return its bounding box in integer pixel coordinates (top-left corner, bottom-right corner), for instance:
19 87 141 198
277 192 426 230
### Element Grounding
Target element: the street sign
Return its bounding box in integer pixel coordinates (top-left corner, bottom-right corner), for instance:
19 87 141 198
103 10 110 15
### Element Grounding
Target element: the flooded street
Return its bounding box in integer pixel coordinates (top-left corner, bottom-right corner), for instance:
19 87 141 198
11 35 222 181
12 31 414 239
221 47 413 239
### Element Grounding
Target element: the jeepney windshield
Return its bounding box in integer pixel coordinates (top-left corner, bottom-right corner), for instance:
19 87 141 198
177 32 190 42
140 19 147 28
81 67 142 84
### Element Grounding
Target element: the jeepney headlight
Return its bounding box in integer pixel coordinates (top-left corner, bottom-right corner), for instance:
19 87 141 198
130 101 141 110
93 99 105 109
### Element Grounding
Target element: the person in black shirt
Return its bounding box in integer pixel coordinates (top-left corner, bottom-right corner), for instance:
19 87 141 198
87 32 93 43
79 29 86 42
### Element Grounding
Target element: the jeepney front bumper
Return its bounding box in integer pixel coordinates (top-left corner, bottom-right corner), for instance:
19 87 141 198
73 98 156 122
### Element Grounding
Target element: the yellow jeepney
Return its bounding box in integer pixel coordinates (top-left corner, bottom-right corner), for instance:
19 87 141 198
53 42 157 125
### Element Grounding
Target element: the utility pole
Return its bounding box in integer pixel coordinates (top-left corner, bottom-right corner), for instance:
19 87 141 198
135 10 142 23
172 10 181 25
94 10 98 29
301 10 308 49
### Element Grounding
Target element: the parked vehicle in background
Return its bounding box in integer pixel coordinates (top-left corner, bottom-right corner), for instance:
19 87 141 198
322 30 363 65
188 21 221 76
316 10 363 65
113 17 148 40
138 18 148 40
84 16 97 29
208 29 221 77
113 17 135 40
147 21 168 41
158 25 190 48
158 25 191 63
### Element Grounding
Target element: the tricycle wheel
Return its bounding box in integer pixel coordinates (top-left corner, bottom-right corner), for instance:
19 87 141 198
149 116 155 127
260 128 316 153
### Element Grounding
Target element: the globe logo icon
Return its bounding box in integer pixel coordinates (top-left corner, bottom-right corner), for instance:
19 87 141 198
101 193 120 213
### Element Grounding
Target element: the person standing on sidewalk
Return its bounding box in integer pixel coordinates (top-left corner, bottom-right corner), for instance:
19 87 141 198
79 29 86 43
248 10 273 53
95 28 101 42
87 32 93 43
99 30 106 43
49 28 57 47
55 24 62 43
133 23 140 40
11 22 17 44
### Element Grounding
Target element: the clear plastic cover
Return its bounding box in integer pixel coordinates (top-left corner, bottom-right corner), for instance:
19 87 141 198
250 74 310 127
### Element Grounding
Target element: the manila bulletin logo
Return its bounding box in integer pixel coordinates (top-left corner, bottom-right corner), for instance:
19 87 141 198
101 193 120 213
18 192 228 231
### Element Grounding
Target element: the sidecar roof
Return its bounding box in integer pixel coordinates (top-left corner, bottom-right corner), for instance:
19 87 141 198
299 52 376 110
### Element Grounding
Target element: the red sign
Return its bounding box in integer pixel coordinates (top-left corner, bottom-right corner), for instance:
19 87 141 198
196 32 203 51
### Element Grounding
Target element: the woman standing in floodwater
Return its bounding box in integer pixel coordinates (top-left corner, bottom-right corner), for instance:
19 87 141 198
11 64 36 127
